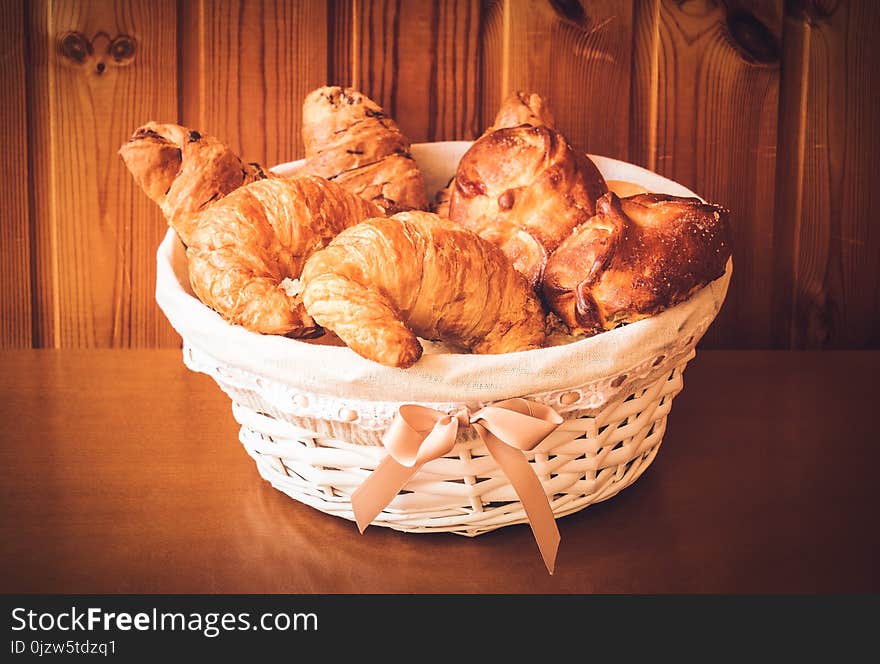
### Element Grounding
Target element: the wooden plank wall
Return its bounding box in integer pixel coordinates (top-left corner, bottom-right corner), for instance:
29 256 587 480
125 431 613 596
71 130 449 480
2 0 878 350
0 0 31 347
24 0 179 348
773 0 880 348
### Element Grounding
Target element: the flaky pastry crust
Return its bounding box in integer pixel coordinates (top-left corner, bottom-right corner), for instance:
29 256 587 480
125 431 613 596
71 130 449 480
300 210 547 368
185 175 382 337
118 122 270 246
301 86 428 214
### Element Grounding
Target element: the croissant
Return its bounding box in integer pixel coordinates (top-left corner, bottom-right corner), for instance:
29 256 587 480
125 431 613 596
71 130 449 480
542 192 732 336
432 90 556 217
448 124 608 286
118 122 270 246
300 210 547 368
301 86 428 214
185 175 383 337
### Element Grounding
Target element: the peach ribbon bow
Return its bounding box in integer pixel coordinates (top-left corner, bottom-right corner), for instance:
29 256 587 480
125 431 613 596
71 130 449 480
351 399 565 574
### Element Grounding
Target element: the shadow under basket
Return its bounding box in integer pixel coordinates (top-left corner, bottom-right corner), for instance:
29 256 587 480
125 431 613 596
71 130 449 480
156 141 732 538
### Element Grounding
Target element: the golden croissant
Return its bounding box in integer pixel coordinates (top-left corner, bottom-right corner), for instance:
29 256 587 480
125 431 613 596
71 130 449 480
300 210 547 368
432 90 557 217
448 123 608 286
301 86 428 214
542 192 732 336
185 175 383 337
118 122 270 245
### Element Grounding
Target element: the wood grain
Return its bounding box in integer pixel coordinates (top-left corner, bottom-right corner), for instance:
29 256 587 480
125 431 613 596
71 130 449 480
179 0 329 167
0 0 32 348
772 0 880 348
481 0 635 158
26 0 179 348
630 0 782 349
328 0 354 87
1 349 877 592
4 0 879 349
331 0 482 142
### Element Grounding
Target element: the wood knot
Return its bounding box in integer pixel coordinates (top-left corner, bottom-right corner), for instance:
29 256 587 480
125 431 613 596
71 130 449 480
58 32 91 63
109 34 136 62
548 0 588 27
726 10 780 65
57 31 137 73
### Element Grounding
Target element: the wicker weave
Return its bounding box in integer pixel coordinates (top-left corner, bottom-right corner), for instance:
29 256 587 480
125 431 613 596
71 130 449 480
182 340 691 536
157 143 730 538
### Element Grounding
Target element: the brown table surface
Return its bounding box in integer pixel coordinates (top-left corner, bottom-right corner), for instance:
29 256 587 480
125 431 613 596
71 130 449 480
1 349 877 594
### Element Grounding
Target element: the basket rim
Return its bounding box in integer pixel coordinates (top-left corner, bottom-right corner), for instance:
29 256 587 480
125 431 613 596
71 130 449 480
155 142 732 404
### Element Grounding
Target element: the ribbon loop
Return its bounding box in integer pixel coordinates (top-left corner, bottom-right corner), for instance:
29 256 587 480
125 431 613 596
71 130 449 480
385 405 458 467
470 398 563 451
351 398 565 574
351 405 458 533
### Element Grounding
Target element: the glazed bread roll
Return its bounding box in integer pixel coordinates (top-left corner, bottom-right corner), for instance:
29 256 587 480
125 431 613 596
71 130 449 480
301 86 428 214
185 175 382 338
300 210 547 368
542 192 732 335
119 122 270 246
448 124 608 286
432 90 557 217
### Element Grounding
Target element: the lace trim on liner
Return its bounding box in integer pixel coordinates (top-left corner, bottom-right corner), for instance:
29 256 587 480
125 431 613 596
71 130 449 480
182 318 707 432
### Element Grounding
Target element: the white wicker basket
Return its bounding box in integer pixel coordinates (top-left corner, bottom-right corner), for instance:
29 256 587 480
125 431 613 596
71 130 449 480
156 141 732 543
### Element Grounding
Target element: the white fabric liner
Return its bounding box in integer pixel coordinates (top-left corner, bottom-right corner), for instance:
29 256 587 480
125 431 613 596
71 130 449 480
156 141 732 404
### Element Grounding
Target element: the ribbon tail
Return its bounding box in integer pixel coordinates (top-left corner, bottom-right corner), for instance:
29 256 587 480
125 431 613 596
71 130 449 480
351 456 420 534
483 433 561 575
